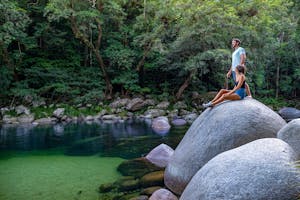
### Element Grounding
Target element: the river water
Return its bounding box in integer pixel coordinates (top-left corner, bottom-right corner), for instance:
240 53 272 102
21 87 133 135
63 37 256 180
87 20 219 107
0 119 188 200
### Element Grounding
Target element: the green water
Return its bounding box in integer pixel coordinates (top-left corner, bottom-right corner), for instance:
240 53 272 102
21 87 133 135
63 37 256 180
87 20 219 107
0 121 188 200
0 151 124 200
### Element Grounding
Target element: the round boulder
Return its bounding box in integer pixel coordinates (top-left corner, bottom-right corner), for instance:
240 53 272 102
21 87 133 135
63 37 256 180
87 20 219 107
146 144 174 168
171 119 187 126
165 98 286 194
278 107 300 122
151 117 171 135
140 171 164 188
180 138 300 200
277 118 300 159
126 98 146 111
149 189 178 200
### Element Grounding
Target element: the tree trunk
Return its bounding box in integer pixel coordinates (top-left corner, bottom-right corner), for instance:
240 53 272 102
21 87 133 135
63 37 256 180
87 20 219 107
276 64 280 99
0 42 19 81
92 48 113 99
136 42 152 87
69 15 113 99
175 69 196 100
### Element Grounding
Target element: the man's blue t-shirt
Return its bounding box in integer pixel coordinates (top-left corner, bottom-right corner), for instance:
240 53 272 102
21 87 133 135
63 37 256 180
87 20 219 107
231 47 246 71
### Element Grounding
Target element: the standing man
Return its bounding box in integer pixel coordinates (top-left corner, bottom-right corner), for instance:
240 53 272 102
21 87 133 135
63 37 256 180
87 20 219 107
226 38 252 97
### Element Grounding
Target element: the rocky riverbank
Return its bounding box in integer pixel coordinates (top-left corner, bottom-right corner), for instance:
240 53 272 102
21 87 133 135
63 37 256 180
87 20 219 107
2 94 300 127
0 94 217 126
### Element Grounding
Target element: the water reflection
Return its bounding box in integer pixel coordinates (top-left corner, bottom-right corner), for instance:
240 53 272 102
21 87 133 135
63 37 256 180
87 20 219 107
0 119 188 159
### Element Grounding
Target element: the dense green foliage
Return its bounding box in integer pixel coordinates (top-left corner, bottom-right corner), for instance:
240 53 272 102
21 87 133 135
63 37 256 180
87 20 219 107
0 0 299 106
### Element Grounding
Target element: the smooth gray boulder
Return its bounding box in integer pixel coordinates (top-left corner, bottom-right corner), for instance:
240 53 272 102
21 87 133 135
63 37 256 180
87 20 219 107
146 144 174 168
278 107 300 121
109 98 130 108
144 109 166 118
171 118 187 126
151 117 171 135
17 114 35 123
277 119 300 159
126 98 146 111
149 189 178 200
15 105 30 115
53 108 65 119
156 101 170 109
165 98 286 194
180 138 300 200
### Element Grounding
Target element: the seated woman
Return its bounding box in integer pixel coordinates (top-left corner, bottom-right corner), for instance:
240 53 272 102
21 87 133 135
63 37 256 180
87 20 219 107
203 65 246 108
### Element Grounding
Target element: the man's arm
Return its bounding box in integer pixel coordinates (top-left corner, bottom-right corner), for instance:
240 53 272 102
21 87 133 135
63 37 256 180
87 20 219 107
240 53 246 66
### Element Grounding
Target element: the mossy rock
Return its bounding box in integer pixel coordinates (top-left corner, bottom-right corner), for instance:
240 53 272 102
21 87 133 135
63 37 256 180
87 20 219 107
129 195 149 200
117 157 162 178
99 182 116 193
118 179 140 192
113 192 141 200
140 186 162 196
114 176 135 185
65 136 107 156
139 171 164 188
98 192 124 200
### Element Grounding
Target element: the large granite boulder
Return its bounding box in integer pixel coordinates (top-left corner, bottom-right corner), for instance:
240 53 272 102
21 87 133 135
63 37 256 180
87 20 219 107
278 107 300 122
180 138 300 200
277 118 300 159
165 98 286 194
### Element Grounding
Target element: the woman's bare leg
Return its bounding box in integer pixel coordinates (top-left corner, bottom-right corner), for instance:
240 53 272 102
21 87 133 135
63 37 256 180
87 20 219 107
212 93 241 106
211 89 230 102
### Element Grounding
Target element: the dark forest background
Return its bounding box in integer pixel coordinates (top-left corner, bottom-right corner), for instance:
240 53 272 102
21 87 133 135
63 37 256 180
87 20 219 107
1 0 299 107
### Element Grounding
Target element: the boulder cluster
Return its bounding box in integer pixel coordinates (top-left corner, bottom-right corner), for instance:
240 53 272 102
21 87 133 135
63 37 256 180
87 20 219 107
0 98 199 126
109 98 300 200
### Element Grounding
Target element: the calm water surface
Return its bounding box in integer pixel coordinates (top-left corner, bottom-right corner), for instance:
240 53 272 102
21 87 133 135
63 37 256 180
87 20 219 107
0 119 188 200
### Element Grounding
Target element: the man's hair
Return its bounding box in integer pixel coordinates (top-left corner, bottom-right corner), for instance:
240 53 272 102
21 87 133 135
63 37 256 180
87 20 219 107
232 38 241 45
237 65 245 74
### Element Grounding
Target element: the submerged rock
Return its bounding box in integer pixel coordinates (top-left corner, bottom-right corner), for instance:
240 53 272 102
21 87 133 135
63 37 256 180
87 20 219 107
139 171 164 187
164 98 286 194
130 195 149 200
118 178 140 192
180 138 300 200
117 157 162 178
141 186 162 196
